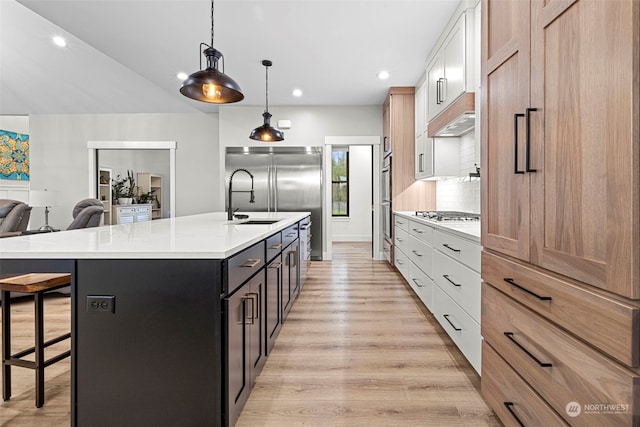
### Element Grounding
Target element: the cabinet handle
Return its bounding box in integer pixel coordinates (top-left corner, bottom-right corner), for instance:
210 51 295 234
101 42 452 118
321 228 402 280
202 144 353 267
419 153 424 173
242 295 255 325
503 402 525 427
247 292 260 320
412 278 424 288
503 278 552 301
436 79 443 105
443 274 461 287
525 108 538 173
396 237 403 242
514 113 525 174
286 233 297 238
397 260 404 265
443 314 461 331
269 261 282 269
269 243 282 249
504 332 552 367
440 77 447 103
412 228 424 234
411 250 423 257
442 243 460 253
241 258 261 268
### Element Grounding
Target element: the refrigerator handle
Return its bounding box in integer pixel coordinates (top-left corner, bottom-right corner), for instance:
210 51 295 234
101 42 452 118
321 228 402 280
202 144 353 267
267 165 272 212
273 166 278 213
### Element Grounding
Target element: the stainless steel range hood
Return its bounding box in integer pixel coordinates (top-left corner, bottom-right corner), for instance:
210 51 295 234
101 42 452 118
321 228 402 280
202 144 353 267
427 92 476 138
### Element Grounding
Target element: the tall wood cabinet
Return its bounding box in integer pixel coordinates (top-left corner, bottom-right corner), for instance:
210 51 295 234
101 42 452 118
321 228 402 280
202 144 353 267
481 0 640 425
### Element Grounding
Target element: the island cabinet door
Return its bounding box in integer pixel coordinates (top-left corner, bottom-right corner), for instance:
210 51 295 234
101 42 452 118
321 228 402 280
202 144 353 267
282 239 299 319
266 254 283 355
225 271 265 427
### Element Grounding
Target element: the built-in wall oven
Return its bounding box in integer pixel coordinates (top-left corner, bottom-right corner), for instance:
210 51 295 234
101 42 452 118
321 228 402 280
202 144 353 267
382 155 392 262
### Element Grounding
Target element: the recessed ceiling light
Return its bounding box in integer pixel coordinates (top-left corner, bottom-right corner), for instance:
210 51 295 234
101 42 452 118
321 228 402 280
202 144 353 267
52 36 67 47
177 72 188 81
377 71 390 80
292 89 303 97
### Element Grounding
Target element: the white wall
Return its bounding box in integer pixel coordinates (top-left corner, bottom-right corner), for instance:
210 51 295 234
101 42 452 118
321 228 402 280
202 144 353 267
0 115 30 202
28 113 218 229
332 145 373 241
435 130 480 213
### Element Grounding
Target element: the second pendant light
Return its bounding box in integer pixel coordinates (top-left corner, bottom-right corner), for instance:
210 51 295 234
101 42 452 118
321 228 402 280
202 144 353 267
249 60 284 142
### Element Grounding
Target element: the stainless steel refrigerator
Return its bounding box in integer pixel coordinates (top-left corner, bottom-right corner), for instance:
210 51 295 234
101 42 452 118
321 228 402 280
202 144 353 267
225 146 323 260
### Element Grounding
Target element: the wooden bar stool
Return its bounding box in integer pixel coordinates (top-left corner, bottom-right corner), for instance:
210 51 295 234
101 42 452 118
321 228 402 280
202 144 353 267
0 273 71 408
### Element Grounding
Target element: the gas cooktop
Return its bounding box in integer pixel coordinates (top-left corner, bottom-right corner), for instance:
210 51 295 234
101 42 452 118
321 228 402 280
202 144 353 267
414 211 481 222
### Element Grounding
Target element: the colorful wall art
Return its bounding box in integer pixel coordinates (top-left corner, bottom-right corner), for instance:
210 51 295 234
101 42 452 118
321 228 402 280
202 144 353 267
0 129 30 181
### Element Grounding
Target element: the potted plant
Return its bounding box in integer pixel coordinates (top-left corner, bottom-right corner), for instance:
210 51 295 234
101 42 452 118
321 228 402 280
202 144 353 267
112 170 136 205
138 189 155 205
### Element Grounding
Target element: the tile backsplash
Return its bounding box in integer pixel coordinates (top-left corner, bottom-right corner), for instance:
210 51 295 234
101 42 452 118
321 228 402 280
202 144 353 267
436 132 480 214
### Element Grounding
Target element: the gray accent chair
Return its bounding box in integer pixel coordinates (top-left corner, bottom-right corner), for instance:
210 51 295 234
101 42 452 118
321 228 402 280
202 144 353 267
0 199 32 233
67 198 104 230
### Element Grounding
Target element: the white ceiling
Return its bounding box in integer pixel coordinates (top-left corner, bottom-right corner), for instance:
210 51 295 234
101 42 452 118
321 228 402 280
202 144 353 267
0 0 459 115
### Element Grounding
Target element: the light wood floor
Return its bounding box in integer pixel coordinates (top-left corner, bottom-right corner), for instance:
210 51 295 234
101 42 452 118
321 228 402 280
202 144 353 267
0 242 500 426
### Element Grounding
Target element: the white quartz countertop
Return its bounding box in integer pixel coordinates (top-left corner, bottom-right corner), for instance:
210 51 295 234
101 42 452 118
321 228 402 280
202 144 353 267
395 211 480 243
0 212 310 260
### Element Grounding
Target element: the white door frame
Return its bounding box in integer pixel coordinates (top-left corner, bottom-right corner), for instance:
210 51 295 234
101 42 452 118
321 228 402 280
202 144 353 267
87 141 177 217
324 136 381 260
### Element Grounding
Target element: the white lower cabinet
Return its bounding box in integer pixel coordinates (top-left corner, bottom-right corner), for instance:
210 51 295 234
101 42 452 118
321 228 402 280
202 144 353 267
394 212 481 374
113 204 152 224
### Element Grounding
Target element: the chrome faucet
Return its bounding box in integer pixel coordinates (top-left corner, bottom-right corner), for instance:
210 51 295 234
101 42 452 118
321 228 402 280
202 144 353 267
227 168 255 220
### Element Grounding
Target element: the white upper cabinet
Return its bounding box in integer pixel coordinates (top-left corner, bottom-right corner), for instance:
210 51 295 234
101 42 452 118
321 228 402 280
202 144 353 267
414 77 427 137
426 7 476 123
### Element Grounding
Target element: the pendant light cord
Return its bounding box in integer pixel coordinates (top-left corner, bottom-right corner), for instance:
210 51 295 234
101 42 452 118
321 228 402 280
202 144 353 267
210 0 215 48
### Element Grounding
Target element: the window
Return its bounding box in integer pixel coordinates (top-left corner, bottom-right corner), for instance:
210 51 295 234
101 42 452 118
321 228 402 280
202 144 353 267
332 147 349 216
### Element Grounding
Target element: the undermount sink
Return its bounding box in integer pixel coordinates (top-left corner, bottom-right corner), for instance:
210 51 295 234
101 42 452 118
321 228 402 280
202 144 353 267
237 219 281 225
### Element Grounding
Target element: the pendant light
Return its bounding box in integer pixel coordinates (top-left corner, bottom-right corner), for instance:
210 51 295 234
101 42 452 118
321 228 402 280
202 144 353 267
249 60 284 142
179 0 243 104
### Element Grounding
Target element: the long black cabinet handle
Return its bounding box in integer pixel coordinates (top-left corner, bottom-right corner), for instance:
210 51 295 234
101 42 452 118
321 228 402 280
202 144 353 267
514 113 525 174
503 278 552 301
504 332 552 367
443 314 462 331
525 108 538 172
503 402 525 427
412 278 424 288
443 274 461 287
442 243 460 253
412 250 423 257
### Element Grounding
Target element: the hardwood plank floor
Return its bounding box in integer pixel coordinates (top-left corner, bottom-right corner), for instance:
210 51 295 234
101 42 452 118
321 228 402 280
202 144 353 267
0 242 499 426
235 242 500 427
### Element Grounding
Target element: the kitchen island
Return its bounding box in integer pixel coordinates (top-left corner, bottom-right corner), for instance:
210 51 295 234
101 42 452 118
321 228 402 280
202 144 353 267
0 211 310 427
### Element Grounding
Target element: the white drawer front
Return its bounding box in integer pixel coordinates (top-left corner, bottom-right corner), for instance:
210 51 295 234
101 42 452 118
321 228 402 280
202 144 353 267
434 230 481 272
136 206 151 214
433 284 481 373
394 246 410 281
408 235 432 278
117 207 136 214
394 226 410 253
408 262 433 311
394 215 410 232
408 219 433 245
433 250 481 322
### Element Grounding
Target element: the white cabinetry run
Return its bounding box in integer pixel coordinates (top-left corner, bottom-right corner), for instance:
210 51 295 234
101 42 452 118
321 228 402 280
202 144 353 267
394 212 481 373
113 204 152 224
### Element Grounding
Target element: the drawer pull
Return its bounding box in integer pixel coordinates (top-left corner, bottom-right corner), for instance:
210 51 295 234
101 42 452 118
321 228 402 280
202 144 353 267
286 233 297 237
397 260 404 265
504 332 552 368
412 228 424 234
268 261 282 269
504 278 552 301
269 243 282 249
443 274 461 287
397 220 405 224
442 243 460 253
443 314 462 331
396 238 403 242
412 278 424 288
503 402 525 427
241 258 261 268
411 250 423 257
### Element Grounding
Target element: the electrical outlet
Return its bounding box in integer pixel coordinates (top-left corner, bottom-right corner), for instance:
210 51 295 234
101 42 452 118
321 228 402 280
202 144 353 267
86 295 115 313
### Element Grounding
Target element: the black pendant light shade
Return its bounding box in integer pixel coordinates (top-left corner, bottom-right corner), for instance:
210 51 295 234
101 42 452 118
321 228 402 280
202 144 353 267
179 1 243 104
250 60 284 142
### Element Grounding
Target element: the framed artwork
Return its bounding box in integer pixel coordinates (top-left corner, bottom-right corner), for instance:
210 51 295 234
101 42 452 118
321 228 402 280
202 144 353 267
0 129 30 181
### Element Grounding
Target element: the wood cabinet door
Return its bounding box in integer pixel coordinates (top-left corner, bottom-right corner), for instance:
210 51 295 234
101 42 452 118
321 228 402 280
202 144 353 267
481 0 532 261
529 0 640 298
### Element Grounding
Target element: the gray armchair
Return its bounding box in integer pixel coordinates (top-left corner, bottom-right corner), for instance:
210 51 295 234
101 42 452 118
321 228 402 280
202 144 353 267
0 199 32 233
67 199 104 230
